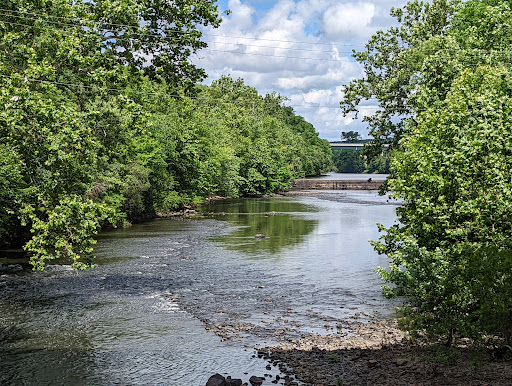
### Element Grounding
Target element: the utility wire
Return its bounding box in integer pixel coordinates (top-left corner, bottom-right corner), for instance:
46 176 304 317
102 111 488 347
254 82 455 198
0 18 358 62
1 74 348 109
0 12 358 56
3 8 512 55
3 75 508 114
2 17 512 65
0 7 368 48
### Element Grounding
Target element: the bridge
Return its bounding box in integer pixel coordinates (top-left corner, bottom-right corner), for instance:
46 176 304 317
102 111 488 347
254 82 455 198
330 142 390 151
286 178 384 191
330 142 366 151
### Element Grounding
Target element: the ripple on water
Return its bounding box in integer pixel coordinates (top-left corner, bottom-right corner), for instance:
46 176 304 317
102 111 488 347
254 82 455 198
1 194 397 385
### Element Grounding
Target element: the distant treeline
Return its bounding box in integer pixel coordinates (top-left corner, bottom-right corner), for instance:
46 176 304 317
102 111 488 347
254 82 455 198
332 149 390 174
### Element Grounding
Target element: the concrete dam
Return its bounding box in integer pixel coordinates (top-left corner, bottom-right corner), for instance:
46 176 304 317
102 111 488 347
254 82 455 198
287 178 384 191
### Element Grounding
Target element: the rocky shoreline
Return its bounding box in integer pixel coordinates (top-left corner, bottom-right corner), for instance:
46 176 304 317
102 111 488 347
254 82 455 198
204 319 512 385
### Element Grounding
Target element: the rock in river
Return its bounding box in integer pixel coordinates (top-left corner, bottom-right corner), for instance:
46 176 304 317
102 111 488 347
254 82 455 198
206 374 244 386
249 375 264 385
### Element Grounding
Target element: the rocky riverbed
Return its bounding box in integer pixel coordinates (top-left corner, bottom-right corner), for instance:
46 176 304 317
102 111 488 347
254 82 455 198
203 317 512 386
3 194 511 385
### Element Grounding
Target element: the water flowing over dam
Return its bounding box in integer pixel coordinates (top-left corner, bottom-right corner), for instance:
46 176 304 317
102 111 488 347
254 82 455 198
288 179 383 191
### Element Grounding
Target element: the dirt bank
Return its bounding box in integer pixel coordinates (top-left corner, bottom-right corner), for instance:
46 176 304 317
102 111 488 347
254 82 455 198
258 320 512 385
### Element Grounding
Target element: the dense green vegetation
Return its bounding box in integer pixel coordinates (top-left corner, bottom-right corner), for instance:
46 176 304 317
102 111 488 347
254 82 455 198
332 132 390 173
0 0 331 270
332 149 390 173
343 0 512 344
332 150 364 173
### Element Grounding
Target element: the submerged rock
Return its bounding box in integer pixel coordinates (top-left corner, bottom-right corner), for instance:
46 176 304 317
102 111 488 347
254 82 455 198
0 264 23 273
226 377 243 386
45 264 74 272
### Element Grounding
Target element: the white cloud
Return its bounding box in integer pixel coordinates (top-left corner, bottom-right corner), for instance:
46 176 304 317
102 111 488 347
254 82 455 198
223 0 254 32
194 0 408 141
321 3 376 40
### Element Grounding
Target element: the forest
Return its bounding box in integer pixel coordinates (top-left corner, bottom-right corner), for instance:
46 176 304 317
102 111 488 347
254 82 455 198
4 0 511 350
0 0 332 270
332 149 390 173
342 0 512 344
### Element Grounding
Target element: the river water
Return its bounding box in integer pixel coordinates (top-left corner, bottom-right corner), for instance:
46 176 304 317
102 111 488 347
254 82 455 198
0 190 399 385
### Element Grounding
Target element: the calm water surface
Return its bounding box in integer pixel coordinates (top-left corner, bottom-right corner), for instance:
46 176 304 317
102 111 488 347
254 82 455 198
0 191 399 385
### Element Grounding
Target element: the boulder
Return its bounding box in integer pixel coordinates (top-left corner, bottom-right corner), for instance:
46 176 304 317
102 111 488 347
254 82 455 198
249 375 264 385
226 377 243 386
206 373 226 386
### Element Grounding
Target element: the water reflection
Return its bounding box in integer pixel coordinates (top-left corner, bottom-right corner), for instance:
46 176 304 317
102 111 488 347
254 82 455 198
202 198 318 256
0 192 400 385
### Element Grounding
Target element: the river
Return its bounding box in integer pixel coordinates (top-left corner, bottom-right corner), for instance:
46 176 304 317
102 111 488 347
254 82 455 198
0 190 399 385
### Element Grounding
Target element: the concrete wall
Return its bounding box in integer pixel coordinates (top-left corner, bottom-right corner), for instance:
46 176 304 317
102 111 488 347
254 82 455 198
289 179 383 190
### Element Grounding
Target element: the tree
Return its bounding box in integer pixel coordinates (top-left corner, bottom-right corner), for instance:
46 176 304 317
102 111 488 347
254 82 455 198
374 66 512 343
340 131 362 143
370 0 512 343
332 150 364 173
0 0 223 269
0 0 332 270
0 0 222 89
340 0 460 154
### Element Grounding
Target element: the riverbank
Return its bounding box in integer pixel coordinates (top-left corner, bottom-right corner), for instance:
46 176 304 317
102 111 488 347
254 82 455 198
204 316 512 385
9 192 506 385
199 304 512 386
259 320 512 385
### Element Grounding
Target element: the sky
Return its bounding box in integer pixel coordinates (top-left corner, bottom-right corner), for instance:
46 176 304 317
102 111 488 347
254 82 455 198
192 0 408 141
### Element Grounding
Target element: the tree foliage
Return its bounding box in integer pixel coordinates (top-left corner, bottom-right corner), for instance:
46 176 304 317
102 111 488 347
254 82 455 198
332 149 390 174
340 131 362 143
363 0 512 343
144 76 332 204
0 2 331 269
340 0 459 154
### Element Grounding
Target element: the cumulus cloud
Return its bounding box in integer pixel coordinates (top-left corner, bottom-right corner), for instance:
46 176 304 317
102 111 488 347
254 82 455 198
193 0 407 140
321 3 376 40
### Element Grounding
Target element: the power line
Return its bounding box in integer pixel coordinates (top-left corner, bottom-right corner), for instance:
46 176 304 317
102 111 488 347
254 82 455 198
0 74 348 109
2 17 512 66
0 7 368 48
3 7 512 62
4 7 512 55
0 17 357 62
197 47 353 62
193 40 354 55
0 14 359 60
3 75 508 114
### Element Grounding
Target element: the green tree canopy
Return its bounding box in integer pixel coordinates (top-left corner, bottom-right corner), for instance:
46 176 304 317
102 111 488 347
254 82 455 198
340 131 362 143
364 0 512 343
0 0 223 269
375 65 512 343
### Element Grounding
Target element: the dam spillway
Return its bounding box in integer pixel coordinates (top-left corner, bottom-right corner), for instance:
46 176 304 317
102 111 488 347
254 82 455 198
288 178 384 191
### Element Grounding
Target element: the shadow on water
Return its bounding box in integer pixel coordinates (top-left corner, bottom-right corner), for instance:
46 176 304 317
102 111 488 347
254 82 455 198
201 197 319 256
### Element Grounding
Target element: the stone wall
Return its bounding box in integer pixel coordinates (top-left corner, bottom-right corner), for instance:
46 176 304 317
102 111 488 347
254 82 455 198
288 179 383 190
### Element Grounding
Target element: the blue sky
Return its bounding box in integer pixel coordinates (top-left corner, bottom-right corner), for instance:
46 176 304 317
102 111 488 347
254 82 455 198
217 0 279 21
194 0 408 141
